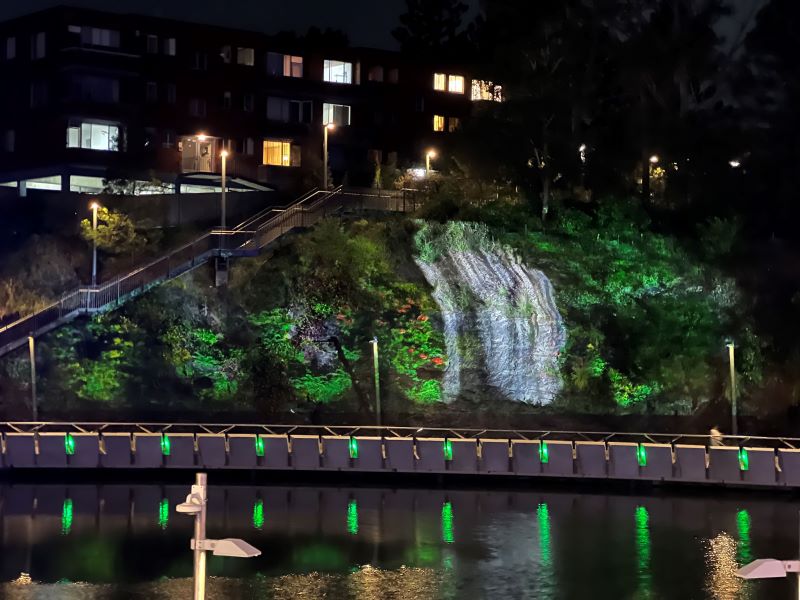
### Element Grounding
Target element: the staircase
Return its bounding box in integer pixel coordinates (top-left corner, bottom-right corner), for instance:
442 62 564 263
0 187 419 357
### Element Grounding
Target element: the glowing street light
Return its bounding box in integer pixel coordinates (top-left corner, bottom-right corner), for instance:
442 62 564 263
426 149 437 176
649 155 660 164
177 473 260 600
197 133 208 142
369 337 381 426
729 159 741 168
323 123 336 190
726 341 737 435
220 149 229 229
90 201 100 286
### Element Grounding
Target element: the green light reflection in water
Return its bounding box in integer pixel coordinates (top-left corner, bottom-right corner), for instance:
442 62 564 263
441 501 454 544
736 509 753 565
635 505 652 598
537 503 552 567
253 499 265 530
158 498 169 530
61 498 73 536
347 500 359 535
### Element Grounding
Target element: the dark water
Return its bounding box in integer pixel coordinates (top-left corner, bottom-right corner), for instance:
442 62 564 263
0 482 797 599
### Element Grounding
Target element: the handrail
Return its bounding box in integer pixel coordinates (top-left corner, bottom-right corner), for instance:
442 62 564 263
0 185 412 357
0 421 794 449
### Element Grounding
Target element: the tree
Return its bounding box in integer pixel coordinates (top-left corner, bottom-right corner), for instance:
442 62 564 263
80 207 145 256
393 0 470 58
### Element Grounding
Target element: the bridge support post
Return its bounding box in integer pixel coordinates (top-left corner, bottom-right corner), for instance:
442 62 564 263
215 257 229 287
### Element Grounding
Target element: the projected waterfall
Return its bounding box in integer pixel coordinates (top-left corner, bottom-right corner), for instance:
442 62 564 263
415 222 566 404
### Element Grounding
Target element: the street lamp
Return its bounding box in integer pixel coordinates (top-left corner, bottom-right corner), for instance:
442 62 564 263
176 473 260 600
220 149 228 229
323 123 336 190
426 149 437 176
649 155 660 164
369 337 381 426
90 201 99 286
726 341 737 435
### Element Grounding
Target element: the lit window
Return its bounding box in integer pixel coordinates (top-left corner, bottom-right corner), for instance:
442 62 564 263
322 102 351 126
146 35 158 54
263 139 295 166
237 47 254 66
448 117 461 132
284 55 303 77
66 120 120 151
433 115 445 132
368 66 384 82
4 37 15 60
434 73 446 91
471 79 503 102
448 75 465 94
324 59 353 84
31 32 46 59
164 38 176 56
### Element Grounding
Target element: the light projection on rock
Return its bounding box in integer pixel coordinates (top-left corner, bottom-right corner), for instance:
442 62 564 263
415 222 566 404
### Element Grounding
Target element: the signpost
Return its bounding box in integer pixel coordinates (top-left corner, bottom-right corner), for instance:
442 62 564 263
176 473 261 600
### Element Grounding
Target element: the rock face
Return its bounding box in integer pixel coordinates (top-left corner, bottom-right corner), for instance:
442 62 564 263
415 222 566 405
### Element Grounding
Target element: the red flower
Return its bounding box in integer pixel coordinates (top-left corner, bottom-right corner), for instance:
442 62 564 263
432 357 444 365
417 314 429 322
419 353 428 359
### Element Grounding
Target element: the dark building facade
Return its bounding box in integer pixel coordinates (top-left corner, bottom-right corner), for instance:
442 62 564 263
0 6 502 195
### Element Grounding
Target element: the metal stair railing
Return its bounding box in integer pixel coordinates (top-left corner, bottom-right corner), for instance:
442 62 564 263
0 186 416 357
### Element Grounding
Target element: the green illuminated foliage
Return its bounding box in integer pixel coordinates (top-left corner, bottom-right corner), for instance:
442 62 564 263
291 369 352 404
80 206 146 256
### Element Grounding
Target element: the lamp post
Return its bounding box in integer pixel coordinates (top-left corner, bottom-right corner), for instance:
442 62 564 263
370 337 381 426
323 123 335 190
90 201 99 286
28 336 37 421
176 473 260 600
426 149 436 176
727 342 737 435
220 149 228 229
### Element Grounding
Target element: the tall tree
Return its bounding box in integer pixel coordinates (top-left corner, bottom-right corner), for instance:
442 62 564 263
393 0 470 58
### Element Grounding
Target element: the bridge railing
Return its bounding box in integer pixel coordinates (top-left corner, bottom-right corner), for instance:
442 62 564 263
0 421 796 449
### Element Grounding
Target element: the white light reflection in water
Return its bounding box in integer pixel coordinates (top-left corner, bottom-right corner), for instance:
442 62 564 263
704 532 752 600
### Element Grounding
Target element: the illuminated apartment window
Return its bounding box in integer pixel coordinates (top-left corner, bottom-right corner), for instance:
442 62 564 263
66 120 120 151
262 139 300 167
448 75 465 94
237 47 254 66
31 32 46 59
284 55 303 77
322 102 351 126
448 117 461 132
471 79 503 102
164 38 176 56
323 59 353 84
433 115 445 132
433 73 446 91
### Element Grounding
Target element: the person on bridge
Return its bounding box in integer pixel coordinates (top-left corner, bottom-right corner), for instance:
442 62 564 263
710 426 724 446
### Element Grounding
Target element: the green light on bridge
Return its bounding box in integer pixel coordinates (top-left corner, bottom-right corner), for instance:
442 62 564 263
158 498 169 530
442 501 454 543
61 498 73 536
738 447 749 471
443 439 453 461
539 441 549 464
161 435 171 456
65 433 76 456
347 500 359 535
255 435 265 457
253 499 265 530
349 437 359 459
637 444 647 467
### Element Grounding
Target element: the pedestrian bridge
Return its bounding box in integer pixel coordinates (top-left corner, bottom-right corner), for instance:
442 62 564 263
0 422 797 489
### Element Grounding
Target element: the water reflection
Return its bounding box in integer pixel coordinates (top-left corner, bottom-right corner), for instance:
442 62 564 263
0 484 794 599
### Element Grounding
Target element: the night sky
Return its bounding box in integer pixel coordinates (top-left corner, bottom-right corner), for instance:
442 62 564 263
0 0 766 50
